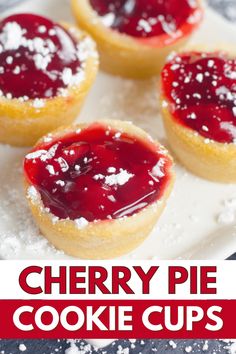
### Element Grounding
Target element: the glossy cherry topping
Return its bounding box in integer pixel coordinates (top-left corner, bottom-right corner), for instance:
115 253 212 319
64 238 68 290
24 123 172 223
161 51 236 144
0 13 86 100
89 0 201 39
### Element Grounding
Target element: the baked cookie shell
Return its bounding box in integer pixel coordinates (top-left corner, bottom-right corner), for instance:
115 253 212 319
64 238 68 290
71 0 203 79
161 98 236 183
0 23 98 147
25 120 175 259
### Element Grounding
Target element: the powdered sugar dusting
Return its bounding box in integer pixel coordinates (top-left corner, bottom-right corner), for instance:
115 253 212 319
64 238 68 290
0 339 234 353
65 340 80 354
94 169 134 187
27 186 40 205
75 217 89 229
220 340 236 354
0 21 25 50
66 339 236 353
18 343 27 352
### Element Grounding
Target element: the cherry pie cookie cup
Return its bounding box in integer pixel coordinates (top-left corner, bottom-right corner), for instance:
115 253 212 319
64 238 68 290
24 120 174 259
161 49 236 183
0 13 98 147
71 0 203 79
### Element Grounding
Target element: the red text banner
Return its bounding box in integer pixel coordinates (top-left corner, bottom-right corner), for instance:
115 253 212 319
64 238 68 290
0 300 235 339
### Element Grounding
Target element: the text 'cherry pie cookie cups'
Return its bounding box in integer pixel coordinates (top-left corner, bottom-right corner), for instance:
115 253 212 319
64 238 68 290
71 0 203 79
24 120 174 259
0 14 98 147
160 49 236 183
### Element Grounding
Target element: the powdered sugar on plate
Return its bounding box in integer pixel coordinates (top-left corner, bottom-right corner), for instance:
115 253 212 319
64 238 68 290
217 199 236 225
0 145 64 259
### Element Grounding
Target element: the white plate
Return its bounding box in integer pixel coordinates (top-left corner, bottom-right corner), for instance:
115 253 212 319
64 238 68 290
0 0 236 261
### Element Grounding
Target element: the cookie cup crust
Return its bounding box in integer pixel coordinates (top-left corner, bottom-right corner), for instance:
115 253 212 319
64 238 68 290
161 99 236 183
25 120 175 259
71 0 203 79
0 23 98 147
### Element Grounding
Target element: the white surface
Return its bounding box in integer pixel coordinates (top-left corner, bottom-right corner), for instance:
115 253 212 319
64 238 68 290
0 0 236 261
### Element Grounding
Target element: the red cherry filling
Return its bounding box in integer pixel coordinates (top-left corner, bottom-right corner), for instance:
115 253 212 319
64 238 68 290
24 123 172 222
89 0 201 40
0 13 82 100
161 52 236 144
